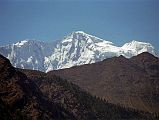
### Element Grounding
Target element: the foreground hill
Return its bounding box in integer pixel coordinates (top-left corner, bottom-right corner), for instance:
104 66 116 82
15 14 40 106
0 54 158 119
0 54 75 120
48 52 159 114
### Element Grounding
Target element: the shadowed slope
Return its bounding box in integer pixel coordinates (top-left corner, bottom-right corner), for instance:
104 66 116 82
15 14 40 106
0 54 74 120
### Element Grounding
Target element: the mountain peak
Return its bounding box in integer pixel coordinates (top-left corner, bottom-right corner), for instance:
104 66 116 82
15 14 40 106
122 40 152 48
0 54 15 79
121 40 158 57
73 31 86 34
14 39 37 47
14 39 48 48
132 52 158 60
118 55 126 59
0 54 10 64
71 31 93 38
62 31 105 44
14 40 29 47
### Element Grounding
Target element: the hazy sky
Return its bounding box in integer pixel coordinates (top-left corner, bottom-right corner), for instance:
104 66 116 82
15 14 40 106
0 0 159 49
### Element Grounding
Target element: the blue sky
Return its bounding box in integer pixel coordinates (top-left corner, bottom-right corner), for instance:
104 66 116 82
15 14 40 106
0 0 159 49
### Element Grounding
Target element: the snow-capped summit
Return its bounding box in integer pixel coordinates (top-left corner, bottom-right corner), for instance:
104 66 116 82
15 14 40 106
122 40 153 50
121 40 158 57
44 31 120 72
14 39 48 48
44 32 158 72
62 31 106 44
0 39 53 71
14 40 28 47
0 31 158 72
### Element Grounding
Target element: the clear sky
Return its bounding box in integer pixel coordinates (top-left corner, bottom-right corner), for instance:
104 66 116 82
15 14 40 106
0 0 159 49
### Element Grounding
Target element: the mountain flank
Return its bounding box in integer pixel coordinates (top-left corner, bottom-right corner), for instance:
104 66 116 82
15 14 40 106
48 52 159 114
1 54 158 119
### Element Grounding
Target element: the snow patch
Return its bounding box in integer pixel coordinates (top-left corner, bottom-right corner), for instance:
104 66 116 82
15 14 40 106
27 56 33 63
15 40 28 47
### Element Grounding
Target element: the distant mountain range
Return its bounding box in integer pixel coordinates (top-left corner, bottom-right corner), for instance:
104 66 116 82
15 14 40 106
0 31 158 72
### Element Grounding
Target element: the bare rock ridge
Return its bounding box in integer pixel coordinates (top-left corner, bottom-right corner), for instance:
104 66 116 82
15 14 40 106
0 31 158 72
48 52 159 114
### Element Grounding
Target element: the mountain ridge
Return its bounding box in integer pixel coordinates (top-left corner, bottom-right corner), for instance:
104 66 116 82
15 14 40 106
1 53 157 119
0 31 158 72
48 52 159 114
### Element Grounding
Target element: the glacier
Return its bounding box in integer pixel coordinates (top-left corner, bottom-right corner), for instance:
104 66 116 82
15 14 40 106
0 31 158 72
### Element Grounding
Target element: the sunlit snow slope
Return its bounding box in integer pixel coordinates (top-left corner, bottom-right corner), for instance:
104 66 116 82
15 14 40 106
0 31 158 72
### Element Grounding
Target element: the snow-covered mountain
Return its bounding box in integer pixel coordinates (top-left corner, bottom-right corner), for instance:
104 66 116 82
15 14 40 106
0 31 158 72
0 40 54 71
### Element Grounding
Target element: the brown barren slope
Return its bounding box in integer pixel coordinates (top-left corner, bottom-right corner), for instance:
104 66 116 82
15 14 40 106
2 54 157 120
47 52 159 113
